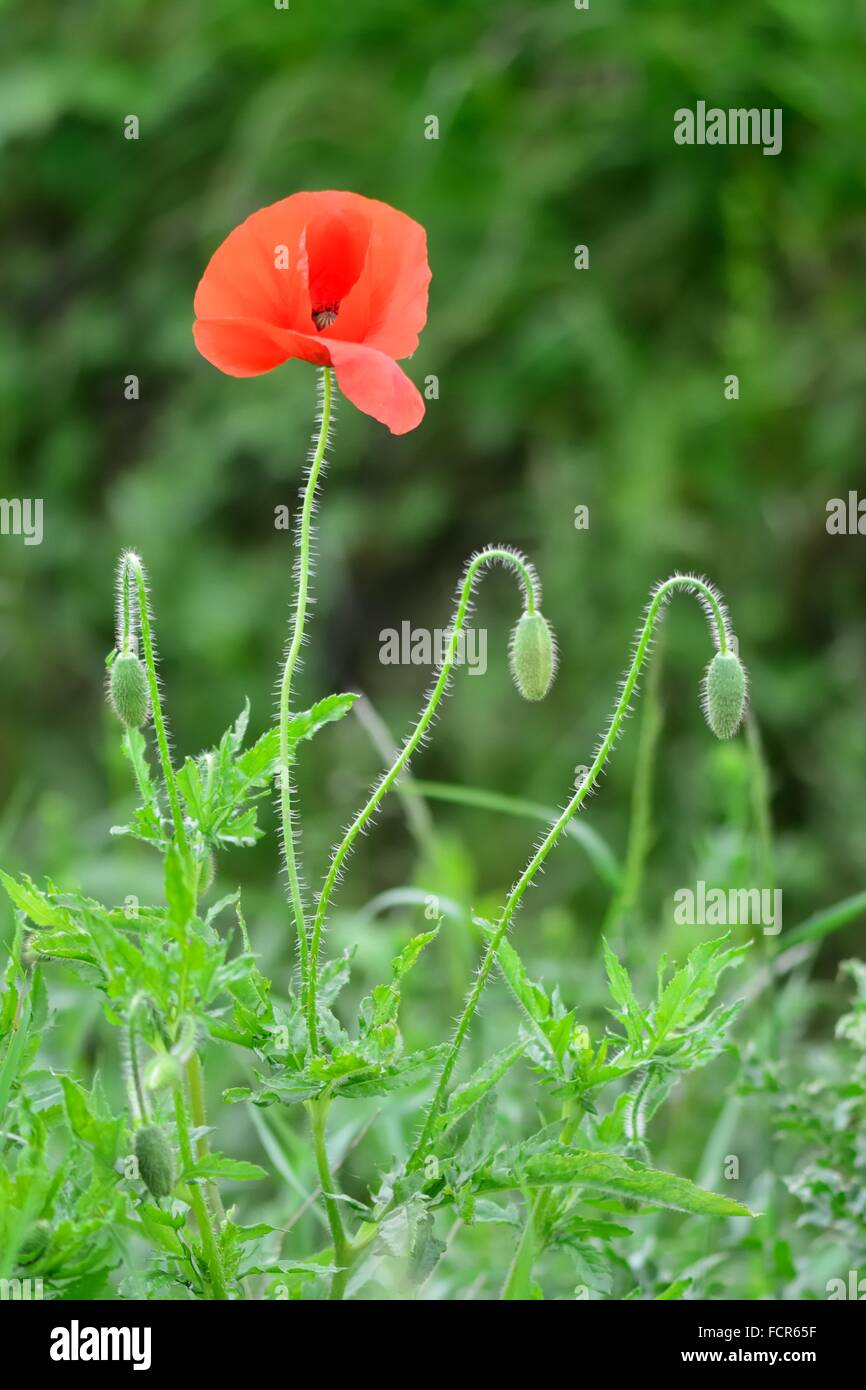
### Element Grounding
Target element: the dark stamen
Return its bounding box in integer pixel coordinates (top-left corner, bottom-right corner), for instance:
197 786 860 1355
312 304 339 331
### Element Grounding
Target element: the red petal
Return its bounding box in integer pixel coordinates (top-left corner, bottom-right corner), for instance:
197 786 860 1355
327 340 425 435
192 318 329 377
305 205 371 313
359 204 431 359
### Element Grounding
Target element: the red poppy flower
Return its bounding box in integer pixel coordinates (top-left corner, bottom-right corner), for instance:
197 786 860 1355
193 190 431 435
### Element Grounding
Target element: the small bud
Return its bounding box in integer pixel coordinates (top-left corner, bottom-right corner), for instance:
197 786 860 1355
198 851 216 894
144 1054 182 1092
703 650 747 740
509 610 557 702
110 652 150 728
135 1123 175 1199
18 1219 51 1266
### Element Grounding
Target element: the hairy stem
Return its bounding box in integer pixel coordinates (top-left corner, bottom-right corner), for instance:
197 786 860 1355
409 574 732 1165
307 1096 351 1301
279 367 333 995
186 1051 225 1224
122 552 188 855
174 1082 228 1299
306 545 540 1054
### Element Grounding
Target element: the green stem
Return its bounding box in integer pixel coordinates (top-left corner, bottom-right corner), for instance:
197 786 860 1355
502 1107 578 1299
174 1083 228 1300
123 553 188 855
501 1191 542 1300
279 368 333 994
307 1096 351 1301
409 574 732 1166
602 642 664 938
187 1051 225 1224
125 1011 148 1126
306 545 539 1055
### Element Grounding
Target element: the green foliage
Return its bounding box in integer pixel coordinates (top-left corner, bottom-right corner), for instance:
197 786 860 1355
774 963 866 1272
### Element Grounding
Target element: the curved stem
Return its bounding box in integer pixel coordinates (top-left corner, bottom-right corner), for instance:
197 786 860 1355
409 573 733 1165
118 557 133 655
279 368 333 992
121 552 188 855
306 545 540 1054
124 1009 148 1127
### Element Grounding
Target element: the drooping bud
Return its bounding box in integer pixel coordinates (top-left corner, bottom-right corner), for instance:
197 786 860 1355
703 650 747 740
18 1219 51 1266
135 1123 175 1199
509 610 557 702
144 1054 182 1093
110 652 150 728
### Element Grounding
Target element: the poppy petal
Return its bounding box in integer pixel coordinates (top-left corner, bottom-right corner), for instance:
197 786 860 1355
193 320 422 434
359 204 431 359
305 205 371 318
327 340 425 435
192 318 329 377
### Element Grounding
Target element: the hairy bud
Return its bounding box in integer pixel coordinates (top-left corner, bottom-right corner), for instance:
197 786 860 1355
135 1123 175 1199
509 610 557 702
703 651 747 740
110 653 150 729
144 1054 182 1093
199 851 216 895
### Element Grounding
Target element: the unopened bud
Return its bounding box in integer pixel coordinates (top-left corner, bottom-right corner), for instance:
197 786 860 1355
703 650 747 740
199 851 216 894
135 1123 175 1199
509 610 557 702
144 1054 182 1092
110 653 150 728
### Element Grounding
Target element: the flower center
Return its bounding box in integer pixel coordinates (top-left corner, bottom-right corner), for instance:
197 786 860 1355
312 304 340 331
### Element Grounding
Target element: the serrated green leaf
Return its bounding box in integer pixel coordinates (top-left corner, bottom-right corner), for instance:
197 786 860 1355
182 1154 267 1182
654 934 748 1043
437 1041 525 1135
164 845 196 927
602 938 646 1048
0 872 67 929
481 1144 755 1218
391 926 439 983
285 692 359 743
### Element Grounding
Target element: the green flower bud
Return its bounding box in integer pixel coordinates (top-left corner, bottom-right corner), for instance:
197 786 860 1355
144 1053 182 1092
135 1123 175 1199
703 650 747 740
18 1219 51 1266
110 652 150 729
509 610 557 702
198 851 216 895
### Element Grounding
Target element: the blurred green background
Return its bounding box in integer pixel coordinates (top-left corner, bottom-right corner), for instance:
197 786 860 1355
2 0 866 1297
